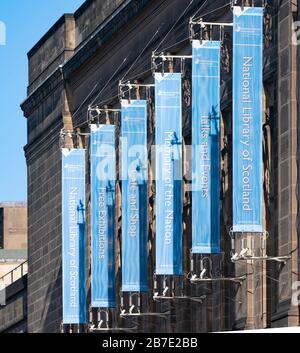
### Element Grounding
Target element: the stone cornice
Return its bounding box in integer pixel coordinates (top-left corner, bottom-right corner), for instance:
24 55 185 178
63 0 152 79
21 0 277 118
27 14 74 59
21 68 63 117
20 0 152 118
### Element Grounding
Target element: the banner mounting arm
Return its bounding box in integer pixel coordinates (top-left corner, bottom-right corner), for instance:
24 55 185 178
231 255 291 264
152 53 192 75
189 19 233 42
189 275 247 285
118 81 155 101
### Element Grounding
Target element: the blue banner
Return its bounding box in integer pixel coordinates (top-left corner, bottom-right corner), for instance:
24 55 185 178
121 100 148 292
233 7 263 232
90 125 116 307
155 73 182 275
192 40 221 253
62 148 86 324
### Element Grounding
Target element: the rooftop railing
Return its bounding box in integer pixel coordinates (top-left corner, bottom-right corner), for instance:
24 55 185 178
0 260 28 287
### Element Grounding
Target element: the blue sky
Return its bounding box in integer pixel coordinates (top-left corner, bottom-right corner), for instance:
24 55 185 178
0 0 84 202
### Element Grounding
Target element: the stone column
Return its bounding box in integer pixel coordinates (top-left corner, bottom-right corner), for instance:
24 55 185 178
273 0 299 327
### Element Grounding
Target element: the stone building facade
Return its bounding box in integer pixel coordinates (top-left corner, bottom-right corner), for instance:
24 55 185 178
0 202 27 284
0 203 28 332
0 202 27 250
0 276 27 333
21 0 300 333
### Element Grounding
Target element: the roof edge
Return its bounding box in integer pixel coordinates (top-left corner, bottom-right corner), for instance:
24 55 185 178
27 13 74 58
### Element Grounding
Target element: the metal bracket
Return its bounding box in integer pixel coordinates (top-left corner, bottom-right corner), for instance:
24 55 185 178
189 274 247 285
88 106 121 126
118 81 155 101
151 52 191 75
228 229 290 264
60 321 64 334
119 82 155 89
153 294 188 301
231 255 291 264
89 326 138 332
231 0 265 8
120 312 170 319
59 128 90 148
152 54 192 60
88 107 121 114
189 18 233 42
153 294 206 304
190 20 233 27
